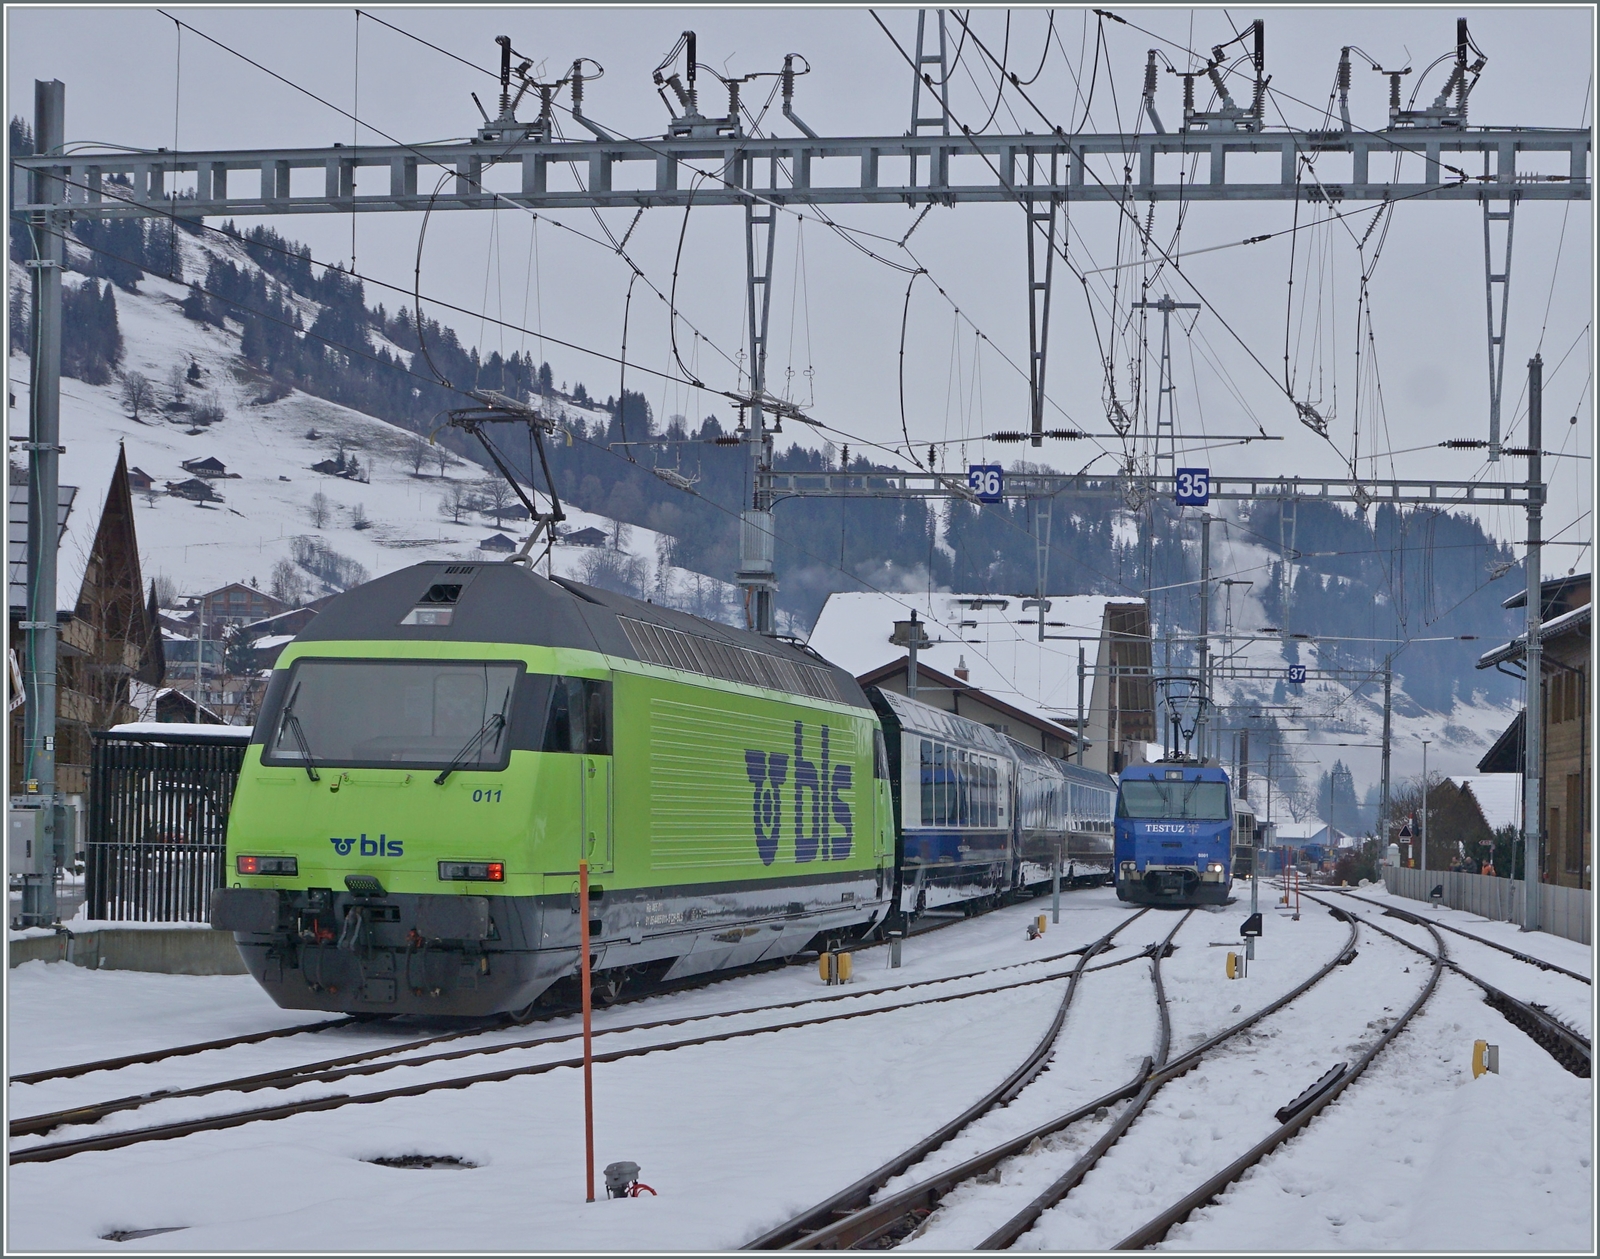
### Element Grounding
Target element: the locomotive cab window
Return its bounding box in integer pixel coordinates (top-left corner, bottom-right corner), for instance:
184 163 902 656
538 677 611 755
261 659 520 772
1116 780 1231 821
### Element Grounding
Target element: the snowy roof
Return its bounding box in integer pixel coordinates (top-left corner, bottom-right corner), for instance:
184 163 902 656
1476 603 1591 669
8 430 124 615
1273 820 1329 842
252 634 296 650
1448 774 1524 832
7 482 78 612
108 721 250 740
807 590 1141 728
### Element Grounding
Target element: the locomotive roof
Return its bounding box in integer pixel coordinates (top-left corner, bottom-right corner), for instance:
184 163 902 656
1120 763 1231 783
293 560 871 709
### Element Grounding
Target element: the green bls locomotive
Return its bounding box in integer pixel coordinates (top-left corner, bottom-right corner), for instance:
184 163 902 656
212 561 894 1018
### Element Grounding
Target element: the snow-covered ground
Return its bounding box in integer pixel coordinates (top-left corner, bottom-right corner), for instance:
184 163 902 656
7 225 742 624
6 887 1590 1251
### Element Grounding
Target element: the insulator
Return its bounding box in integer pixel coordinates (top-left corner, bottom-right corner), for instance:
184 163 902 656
1143 51 1159 99
1440 439 1488 449
988 431 1028 443
1183 75 1195 111
1338 48 1351 93
1045 429 1086 440
713 435 742 446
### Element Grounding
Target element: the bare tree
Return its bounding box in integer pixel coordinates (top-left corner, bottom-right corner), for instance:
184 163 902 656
481 476 515 526
119 370 156 422
164 364 187 408
350 502 372 531
307 491 332 530
438 481 470 524
270 558 306 606
434 442 452 478
151 573 178 607
407 434 429 477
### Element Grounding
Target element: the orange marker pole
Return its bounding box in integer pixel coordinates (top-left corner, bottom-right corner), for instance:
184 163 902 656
579 857 595 1202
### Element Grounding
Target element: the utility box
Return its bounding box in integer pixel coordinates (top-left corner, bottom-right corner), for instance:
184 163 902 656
54 802 79 863
9 806 48 875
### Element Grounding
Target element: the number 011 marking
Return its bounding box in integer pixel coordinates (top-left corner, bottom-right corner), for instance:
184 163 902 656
1174 467 1211 506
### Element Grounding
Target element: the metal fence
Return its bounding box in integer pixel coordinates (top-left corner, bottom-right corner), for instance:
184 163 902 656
1383 864 1591 945
86 730 249 923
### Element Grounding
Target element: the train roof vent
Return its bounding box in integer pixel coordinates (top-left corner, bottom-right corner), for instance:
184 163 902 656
619 616 840 701
442 565 477 575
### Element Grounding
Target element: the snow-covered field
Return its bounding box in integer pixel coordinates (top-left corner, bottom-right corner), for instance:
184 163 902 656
6 888 1591 1251
8 225 742 623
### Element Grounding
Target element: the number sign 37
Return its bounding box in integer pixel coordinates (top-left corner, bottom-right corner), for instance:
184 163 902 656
1174 467 1211 506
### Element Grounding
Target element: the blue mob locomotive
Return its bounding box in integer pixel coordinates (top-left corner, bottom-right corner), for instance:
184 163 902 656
1113 763 1236 906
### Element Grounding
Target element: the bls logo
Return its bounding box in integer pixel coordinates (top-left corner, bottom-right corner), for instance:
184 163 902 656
744 722 853 866
329 833 403 858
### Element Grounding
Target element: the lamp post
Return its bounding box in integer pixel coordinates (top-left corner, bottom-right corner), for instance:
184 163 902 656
1420 737 1432 880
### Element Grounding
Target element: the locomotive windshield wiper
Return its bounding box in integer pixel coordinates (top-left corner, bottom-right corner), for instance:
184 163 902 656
434 687 512 785
279 685 320 782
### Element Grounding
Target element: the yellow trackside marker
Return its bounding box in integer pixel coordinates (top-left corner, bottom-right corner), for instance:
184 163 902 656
836 952 853 983
1226 952 1240 980
1036 914 1048 935
1472 1039 1500 1077
819 952 835 984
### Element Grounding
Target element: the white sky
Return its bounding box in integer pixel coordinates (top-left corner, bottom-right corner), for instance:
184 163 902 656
7 5 1594 570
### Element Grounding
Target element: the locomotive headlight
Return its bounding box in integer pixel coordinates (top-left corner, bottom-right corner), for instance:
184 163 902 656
236 855 297 876
1207 863 1224 874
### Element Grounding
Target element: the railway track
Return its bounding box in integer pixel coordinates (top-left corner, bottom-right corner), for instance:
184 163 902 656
1334 889 1590 985
9 885 1087 1093
10 910 1154 1164
10 924 1142 1142
771 905 1363 1251
1106 905 1445 1250
1322 894 1590 1079
740 907 1160 1250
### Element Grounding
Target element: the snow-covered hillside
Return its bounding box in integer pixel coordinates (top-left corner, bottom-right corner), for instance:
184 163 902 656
8 228 742 620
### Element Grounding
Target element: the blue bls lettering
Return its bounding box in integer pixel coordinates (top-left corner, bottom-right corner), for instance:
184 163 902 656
744 723 853 865
744 751 789 866
331 834 403 858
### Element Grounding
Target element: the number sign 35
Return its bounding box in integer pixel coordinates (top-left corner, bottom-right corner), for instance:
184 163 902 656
968 464 1004 503
1174 468 1210 506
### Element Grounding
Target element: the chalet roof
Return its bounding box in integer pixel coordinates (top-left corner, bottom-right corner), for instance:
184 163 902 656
1475 603 1591 670
855 657 1081 747
809 591 1146 732
1447 774 1524 832
1501 572 1590 613
561 526 609 546
478 532 518 552
1478 710 1524 774
167 477 219 500
181 455 227 474
8 483 79 613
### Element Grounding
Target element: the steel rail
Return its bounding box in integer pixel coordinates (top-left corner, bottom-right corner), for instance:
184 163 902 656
959 907 1361 1251
776 911 1201 1251
1111 901 1446 1249
741 908 1153 1249
1326 896 1589 1078
1335 890 1591 985
11 927 1136 1140
10 917 1151 1165
6 1018 359 1087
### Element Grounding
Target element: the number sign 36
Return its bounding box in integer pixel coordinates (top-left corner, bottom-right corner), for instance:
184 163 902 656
968 464 1003 503
1174 468 1210 506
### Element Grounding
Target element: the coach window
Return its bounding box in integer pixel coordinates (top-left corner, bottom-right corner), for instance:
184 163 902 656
540 677 612 755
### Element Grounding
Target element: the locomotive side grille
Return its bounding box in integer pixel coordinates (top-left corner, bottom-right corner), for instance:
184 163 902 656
620 616 840 701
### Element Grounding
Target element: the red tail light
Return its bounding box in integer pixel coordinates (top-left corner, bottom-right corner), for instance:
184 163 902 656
439 861 505 882
237 855 297 876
